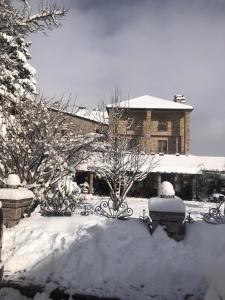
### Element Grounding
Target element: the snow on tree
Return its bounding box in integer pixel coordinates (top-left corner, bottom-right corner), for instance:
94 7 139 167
0 32 37 104
91 91 157 218
40 174 82 216
0 0 67 104
0 97 99 209
0 1 103 216
0 1 86 214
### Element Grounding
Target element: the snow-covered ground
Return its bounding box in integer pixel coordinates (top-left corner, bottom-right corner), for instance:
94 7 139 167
1 197 225 300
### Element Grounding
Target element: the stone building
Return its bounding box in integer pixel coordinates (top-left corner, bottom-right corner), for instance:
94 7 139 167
75 96 225 200
104 95 201 199
106 94 193 155
62 107 108 135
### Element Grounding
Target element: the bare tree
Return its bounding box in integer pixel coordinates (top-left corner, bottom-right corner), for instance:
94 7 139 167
90 91 157 218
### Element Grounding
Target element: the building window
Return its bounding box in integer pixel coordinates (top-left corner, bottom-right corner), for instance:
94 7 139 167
128 138 138 150
158 140 168 153
127 117 142 130
158 120 167 131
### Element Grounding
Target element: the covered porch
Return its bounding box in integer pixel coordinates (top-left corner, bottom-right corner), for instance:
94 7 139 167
128 154 202 200
128 173 200 200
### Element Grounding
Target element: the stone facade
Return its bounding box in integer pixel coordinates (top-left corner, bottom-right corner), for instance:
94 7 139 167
149 210 186 241
63 113 107 135
1 198 33 228
109 108 191 155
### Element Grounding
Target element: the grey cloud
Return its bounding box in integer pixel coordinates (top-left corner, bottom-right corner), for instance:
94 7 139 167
30 0 225 156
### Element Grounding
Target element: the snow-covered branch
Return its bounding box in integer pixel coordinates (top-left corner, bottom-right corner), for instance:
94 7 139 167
0 96 99 203
0 0 67 34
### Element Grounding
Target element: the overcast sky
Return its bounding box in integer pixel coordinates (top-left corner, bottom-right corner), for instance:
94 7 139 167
30 0 225 156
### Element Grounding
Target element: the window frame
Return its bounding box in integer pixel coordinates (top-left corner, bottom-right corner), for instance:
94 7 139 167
158 139 168 153
158 120 168 132
127 116 142 130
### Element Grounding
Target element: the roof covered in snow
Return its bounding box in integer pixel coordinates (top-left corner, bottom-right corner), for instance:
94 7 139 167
78 153 225 175
194 156 225 172
142 154 225 174
107 95 193 110
145 154 201 174
73 108 108 125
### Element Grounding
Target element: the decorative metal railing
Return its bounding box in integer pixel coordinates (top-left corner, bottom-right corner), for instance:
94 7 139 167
203 196 225 224
95 199 133 219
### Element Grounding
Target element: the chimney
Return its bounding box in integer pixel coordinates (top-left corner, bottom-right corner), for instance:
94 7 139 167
174 95 186 103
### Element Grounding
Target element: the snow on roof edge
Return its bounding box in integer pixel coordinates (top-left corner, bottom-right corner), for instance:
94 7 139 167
78 153 225 174
107 95 193 110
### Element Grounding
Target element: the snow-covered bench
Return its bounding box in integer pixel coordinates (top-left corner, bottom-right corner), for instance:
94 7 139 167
148 181 186 241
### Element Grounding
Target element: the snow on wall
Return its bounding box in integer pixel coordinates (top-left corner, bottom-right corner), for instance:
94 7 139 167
0 188 34 200
148 196 186 213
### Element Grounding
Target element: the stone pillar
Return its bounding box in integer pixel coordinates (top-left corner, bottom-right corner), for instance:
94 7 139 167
176 137 180 153
0 188 34 228
88 173 94 194
184 112 190 154
192 175 197 200
156 173 161 196
144 110 152 153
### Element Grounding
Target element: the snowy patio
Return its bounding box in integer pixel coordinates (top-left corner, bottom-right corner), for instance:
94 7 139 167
1 197 225 300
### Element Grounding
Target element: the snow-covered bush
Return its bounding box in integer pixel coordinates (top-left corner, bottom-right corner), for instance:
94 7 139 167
40 175 81 216
198 172 225 199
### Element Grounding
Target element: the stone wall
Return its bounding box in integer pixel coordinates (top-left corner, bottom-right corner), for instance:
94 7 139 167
148 110 190 154
111 108 191 155
63 114 107 135
1 198 33 228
